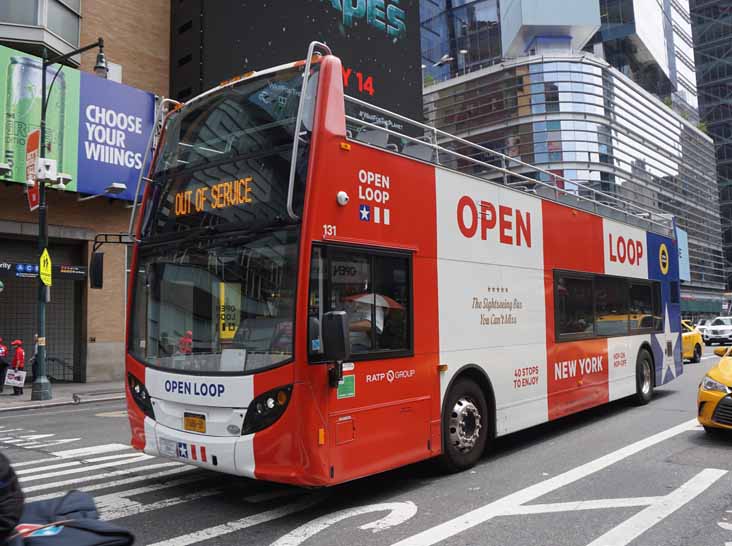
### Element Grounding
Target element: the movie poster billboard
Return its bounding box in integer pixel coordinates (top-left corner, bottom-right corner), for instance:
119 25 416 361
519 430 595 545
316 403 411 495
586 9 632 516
0 44 155 201
195 0 422 125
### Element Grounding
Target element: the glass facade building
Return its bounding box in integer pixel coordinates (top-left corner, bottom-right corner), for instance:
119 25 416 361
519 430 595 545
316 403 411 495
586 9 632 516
424 54 725 308
420 0 501 85
691 1 732 291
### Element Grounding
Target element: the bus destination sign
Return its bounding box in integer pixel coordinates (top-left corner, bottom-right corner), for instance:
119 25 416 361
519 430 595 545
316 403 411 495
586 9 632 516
174 177 254 217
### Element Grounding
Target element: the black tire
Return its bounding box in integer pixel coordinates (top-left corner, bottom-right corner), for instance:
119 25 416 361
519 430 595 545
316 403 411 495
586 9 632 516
439 377 489 473
691 344 702 363
633 348 654 405
703 425 722 436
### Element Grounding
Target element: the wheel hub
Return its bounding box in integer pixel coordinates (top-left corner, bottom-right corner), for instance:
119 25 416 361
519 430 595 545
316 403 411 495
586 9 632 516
641 361 652 395
449 397 482 453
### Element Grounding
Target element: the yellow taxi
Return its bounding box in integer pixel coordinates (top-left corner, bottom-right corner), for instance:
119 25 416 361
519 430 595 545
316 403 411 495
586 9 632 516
697 346 732 433
681 320 703 363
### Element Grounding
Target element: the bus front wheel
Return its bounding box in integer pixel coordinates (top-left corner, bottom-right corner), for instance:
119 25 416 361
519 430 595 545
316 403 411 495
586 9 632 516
440 377 488 473
634 349 654 405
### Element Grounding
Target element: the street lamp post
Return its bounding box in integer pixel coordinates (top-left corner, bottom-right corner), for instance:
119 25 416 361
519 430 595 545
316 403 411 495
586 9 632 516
32 38 108 401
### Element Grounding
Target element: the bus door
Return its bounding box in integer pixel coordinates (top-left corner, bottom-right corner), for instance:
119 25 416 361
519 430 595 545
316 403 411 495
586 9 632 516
308 245 431 482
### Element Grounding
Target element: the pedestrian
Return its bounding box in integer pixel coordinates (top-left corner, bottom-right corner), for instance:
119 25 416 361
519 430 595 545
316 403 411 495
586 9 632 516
178 330 193 355
0 452 24 544
10 340 24 396
0 338 8 394
31 334 38 383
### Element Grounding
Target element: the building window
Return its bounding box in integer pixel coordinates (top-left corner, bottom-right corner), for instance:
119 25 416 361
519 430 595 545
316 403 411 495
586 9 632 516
0 1 38 26
47 0 80 47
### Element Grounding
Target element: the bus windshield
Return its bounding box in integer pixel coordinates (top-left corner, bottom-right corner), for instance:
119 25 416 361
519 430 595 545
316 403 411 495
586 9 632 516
129 227 299 374
129 63 319 374
143 64 318 238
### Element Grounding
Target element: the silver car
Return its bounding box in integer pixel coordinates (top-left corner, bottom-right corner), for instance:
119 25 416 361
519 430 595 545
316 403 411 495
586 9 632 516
702 317 732 345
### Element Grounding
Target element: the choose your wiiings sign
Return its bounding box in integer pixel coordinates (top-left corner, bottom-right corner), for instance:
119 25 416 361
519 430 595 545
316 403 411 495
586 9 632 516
0 44 156 201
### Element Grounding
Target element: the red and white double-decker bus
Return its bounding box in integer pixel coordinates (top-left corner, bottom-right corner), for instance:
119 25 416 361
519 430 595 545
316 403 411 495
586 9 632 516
108 43 682 486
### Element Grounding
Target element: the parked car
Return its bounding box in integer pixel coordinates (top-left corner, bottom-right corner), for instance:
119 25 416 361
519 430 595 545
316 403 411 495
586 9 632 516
695 318 712 338
702 316 732 345
698 347 732 433
681 320 703 363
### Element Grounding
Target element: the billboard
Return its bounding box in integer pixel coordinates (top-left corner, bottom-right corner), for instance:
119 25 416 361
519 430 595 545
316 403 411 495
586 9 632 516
0 44 155 201
179 0 422 122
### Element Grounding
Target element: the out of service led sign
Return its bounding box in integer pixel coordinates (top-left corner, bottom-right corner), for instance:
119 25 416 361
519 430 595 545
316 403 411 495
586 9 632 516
174 177 253 217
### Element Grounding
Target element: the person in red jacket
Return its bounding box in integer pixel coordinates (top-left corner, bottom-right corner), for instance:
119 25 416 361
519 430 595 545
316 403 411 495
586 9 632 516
11 340 24 396
0 338 8 394
178 330 193 355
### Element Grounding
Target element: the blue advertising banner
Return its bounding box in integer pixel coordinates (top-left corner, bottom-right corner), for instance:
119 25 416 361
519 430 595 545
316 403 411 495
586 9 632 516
77 72 155 201
0 44 155 201
676 227 691 282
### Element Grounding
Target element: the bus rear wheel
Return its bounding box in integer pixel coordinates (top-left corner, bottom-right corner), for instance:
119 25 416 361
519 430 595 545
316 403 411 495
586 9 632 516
440 377 488 473
634 349 654 405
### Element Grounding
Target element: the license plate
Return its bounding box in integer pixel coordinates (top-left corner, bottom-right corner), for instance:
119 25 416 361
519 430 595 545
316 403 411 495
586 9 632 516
158 437 177 457
184 412 206 433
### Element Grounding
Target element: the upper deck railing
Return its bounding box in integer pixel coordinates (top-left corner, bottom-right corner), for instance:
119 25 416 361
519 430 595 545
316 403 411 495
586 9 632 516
344 95 675 237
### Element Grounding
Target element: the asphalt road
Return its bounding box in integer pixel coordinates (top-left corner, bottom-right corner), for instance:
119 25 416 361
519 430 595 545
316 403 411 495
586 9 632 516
2 346 731 546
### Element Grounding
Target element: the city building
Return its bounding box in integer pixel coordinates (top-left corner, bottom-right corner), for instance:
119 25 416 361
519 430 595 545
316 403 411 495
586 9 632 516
421 0 725 316
691 1 732 291
0 0 169 382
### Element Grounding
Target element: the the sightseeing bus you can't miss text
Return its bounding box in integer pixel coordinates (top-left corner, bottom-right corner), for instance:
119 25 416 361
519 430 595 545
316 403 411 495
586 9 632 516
93 43 683 486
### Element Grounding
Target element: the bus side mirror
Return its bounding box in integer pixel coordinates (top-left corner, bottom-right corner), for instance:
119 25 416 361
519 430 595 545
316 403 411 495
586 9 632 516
89 252 104 289
322 311 350 363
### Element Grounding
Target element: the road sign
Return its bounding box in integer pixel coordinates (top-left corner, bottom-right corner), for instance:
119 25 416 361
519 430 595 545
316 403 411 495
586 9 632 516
40 248 52 286
26 129 40 212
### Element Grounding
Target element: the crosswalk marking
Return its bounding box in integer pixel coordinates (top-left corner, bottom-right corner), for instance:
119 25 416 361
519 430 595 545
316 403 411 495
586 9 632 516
22 461 185 493
26 467 197 502
11 444 130 468
100 488 223 520
16 452 146 476
19 453 153 483
9 438 322 545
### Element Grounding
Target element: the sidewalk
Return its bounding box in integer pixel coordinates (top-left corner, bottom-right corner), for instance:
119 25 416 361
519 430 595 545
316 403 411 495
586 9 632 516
0 381 125 412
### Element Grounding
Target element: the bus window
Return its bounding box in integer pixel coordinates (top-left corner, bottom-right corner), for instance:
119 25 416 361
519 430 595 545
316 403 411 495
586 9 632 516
629 282 654 331
556 274 594 337
595 277 629 336
309 246 412 360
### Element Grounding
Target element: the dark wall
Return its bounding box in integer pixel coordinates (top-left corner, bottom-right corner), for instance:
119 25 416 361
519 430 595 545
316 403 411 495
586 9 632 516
171 0 422 120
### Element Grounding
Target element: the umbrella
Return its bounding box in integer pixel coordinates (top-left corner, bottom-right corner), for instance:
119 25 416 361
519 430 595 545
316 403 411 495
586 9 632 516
345 293 404 309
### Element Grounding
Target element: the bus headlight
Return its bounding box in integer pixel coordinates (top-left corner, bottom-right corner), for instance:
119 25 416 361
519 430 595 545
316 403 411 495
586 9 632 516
128 372 155 419
242 385 292 435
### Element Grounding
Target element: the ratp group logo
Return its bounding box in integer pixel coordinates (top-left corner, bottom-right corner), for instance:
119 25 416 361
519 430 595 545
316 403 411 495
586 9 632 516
659 243 669 275
323 0 407 39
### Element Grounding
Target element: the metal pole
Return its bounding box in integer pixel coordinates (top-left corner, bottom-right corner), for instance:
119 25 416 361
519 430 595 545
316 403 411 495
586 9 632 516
32 49 51 401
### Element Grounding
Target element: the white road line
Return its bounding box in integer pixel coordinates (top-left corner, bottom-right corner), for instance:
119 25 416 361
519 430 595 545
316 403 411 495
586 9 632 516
9 443 131 468
272 502 418 546
22 461 185 493
148 495 325 546
19 453 152 483
101 488 222 520
25 438 81 449
391 418 698 546
16 452 146 476
585 468 727 546
26 466 197 501
512 497 661 515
